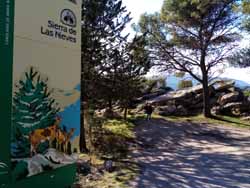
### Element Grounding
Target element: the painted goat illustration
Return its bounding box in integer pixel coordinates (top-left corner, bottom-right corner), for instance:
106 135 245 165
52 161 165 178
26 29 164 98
29 124 58 156
29 117 75 155
29 117 61 156
56 127 75 152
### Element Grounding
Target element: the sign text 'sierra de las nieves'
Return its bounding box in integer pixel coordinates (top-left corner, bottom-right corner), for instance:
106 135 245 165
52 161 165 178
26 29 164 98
41 20 77 43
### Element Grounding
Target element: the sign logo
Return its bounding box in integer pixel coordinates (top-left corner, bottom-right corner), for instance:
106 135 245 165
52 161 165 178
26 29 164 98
68 0 77 4
60 9 77 28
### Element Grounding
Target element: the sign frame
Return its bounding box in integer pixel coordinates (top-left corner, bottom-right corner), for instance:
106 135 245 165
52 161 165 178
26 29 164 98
0 1 78 187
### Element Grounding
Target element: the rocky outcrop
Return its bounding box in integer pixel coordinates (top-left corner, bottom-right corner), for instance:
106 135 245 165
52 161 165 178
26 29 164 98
138 79 250 117
218 91 244 106
212 80 235 92
141 89 169 101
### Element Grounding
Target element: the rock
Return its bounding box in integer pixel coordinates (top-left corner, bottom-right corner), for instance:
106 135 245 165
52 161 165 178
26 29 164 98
157 104 189 116
211 106 221 115
158 111 171 116
150 85 203 105
77 160 91 175
220 102 249 116
161 86 174 92
194 93 203 102
218 91 244 106
240 112 250 117
212 80 235 92
190 102 203 110
176 105 188 116
137 79 249 117
241 116 250 121
142 89 167 100
158 105 177 115
227 87 236 92
96 109 121 119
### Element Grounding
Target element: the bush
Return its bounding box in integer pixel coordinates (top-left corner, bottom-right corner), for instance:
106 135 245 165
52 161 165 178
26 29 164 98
178 80 193 89
175 71 185 78
91 119 135 159
143 77 167 93
243 90 250 97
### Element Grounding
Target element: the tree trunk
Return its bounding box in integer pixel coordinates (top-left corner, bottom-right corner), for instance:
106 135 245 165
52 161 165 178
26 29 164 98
200 50 211 118
108 99 112 111
202 73 211 118
80 100 88 153
124 107 128 120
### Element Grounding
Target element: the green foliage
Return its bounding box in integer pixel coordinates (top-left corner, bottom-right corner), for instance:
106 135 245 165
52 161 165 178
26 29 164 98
137 0 240 117
178 80 193 89
175 72 185 78
91 119 135 159
80 1 151 153
81 0 132 103
144 77 166 93
103 120 135 139
138 0 240 76
243 0 250 13
99 35 151 112
228 48 250 68
242 0 250 31
243 90 250 97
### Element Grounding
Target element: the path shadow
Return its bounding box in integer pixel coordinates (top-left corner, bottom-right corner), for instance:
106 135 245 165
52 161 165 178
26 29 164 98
129 118 250 188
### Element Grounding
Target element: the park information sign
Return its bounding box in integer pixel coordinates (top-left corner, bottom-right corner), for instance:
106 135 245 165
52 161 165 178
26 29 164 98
1 0 81 186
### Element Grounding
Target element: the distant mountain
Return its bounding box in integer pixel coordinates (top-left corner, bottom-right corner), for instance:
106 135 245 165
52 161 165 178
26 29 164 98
166 75 250 90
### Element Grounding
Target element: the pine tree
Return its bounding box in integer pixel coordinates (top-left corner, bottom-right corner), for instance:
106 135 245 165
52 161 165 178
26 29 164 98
138 0 240 117
80 0 131 152
242 0 250 31
12 67 60 157
13 67 60 135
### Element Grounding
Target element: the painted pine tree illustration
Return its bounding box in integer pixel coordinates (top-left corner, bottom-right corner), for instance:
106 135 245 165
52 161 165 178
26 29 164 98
12 67 60 157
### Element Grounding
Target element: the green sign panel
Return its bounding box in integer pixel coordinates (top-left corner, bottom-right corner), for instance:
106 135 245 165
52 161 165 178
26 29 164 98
1 0 81 186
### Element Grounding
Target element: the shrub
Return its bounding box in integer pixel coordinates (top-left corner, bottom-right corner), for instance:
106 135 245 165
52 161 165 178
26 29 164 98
143 77 167 93
175 71 185 78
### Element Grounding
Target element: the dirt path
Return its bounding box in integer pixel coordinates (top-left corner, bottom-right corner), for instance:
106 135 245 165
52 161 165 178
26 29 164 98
129 118 250 188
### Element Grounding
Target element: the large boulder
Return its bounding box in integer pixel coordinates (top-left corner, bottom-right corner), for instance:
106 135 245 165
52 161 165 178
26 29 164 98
220 102 250 116
218 91 244 106
212 80 235 92
141 89 167 100
157 105 177 116
150 84 204 105
157 105 188 116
